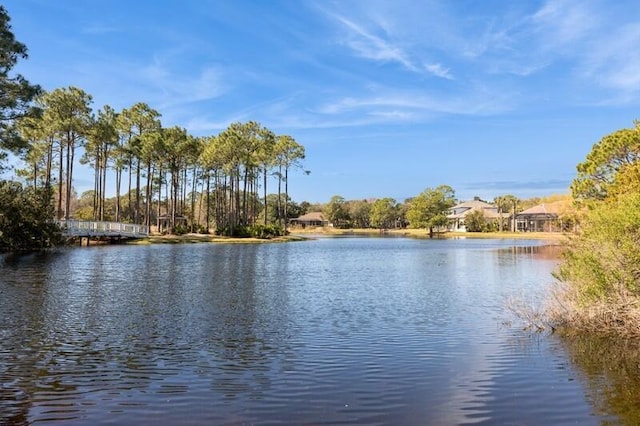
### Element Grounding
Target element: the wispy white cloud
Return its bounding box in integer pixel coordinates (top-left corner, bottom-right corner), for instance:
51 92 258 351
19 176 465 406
581 23 640 93
184 115 248 134
81 23 120 35
528 0 640 101
316 89 512 118
323 9 454 81
182 93 306 134
332 13 417 72
532 0 598 45
141 62 226 107
368 110 416 120
424 63 454 80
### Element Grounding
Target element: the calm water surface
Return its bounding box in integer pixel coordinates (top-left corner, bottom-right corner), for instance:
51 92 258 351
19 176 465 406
0 237 635 424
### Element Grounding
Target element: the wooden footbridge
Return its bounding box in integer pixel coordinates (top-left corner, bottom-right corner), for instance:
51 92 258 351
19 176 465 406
56 220 149 243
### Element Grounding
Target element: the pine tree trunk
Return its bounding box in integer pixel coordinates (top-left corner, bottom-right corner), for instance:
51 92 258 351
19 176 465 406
190 166 197 232
157 169 162 233
115 166 122 222
135 161 141 224
65 137 73 221
277 165 282 227
127 157 133 222
93 146 100 220
284 167 289 232
45 138 53 190
206 174 211 232
263 166 268 225
57 143 63 219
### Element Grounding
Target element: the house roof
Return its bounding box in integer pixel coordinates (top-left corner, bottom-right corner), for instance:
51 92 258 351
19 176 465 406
517 200 570 217
451 199 495 210
291 212 327 222
447 198 508 219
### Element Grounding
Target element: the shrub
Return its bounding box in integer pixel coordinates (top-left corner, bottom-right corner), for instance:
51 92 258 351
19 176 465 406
465 210 487 232
196 225 209 234
0 181 64 251
250 224 285 239
557 193 640 302
173 224 189 235
215 224 286 239
549 192 640 336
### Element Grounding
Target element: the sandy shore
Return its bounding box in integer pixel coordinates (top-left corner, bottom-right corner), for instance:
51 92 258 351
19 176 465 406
128 233 308 245
128 228 567 245
290 227 567 242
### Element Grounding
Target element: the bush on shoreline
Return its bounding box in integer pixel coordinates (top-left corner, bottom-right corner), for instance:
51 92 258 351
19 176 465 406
215 224 286 239
0 181 64 251
513 192 640 338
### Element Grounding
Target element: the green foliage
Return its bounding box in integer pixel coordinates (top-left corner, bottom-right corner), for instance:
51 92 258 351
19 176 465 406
39 86 93 220
173 223 189 235
493 194 519 231
571 123 640 201
261 193 302 224
250 224 285 239
348 200 371 228
2 1 306 235
0 180 64 251
215 224 284 239
216 224 250 238
369 198 397 229
406 185 456 233
0 6 41 163
324 195 351 228
608 161 640 201
198 226 209 234
464 210 487 232
557 192 640 302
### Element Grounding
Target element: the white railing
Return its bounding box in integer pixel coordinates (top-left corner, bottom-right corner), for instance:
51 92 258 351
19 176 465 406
56 220 149 238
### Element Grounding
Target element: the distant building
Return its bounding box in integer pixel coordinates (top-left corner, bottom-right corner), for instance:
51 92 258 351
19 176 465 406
289 212 329 228
516 200 574 232
446 197 510 232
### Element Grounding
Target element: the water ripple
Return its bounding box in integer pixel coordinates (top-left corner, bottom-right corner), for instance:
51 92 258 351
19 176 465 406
0 239 612 424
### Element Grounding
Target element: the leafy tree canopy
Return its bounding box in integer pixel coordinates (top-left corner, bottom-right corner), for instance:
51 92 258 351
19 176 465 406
406 185 456 235
465 209 488 232
348 199 371 229
0 6 41 161
571 123 640 201
370 197 397 229
324 195 350 228
557 190 640 302
0 181 63 251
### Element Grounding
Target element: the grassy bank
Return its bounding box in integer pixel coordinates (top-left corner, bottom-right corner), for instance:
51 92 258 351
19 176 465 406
132 227 566 245
128 233 308 245
290 227 567 242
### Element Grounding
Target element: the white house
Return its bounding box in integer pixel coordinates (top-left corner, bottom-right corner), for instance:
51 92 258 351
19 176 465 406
446 197 509 232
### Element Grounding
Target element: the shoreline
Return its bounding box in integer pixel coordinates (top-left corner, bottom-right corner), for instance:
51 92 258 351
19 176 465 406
127 233 309 245
290 227 567 242
130 228 567 245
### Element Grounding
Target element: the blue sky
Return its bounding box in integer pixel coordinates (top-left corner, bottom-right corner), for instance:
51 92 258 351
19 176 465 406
5 0 640 203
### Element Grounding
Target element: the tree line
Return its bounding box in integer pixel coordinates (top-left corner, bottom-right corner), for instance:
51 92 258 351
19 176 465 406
317 189 555 236
0 5 307 250
16 90 306 236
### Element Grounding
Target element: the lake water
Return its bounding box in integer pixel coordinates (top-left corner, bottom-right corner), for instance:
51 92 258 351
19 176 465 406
0 237 637 424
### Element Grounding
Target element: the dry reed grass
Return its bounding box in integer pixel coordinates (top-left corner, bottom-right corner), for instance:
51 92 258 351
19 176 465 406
507 282 640 338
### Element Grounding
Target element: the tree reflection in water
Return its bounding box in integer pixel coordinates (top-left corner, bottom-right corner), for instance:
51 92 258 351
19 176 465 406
555 333 640 424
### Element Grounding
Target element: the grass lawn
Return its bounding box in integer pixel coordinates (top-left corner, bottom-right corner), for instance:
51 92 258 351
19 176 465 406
290 227 567 242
